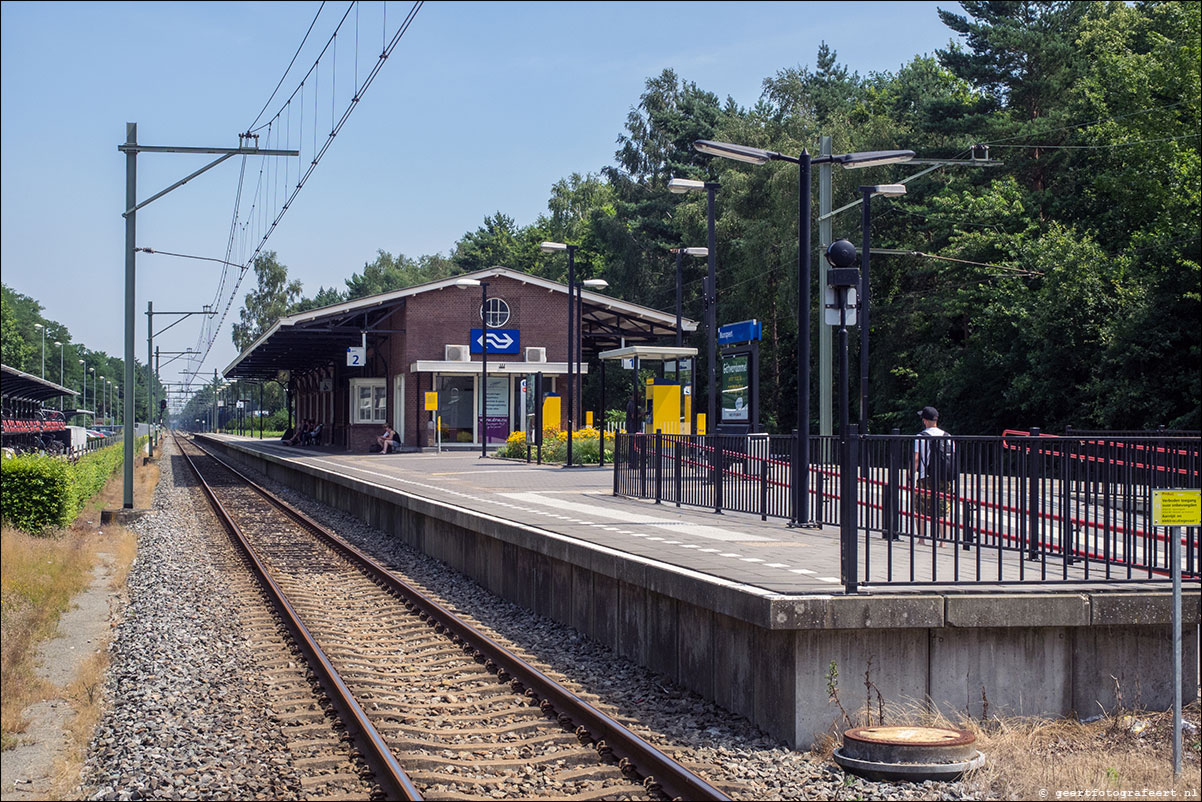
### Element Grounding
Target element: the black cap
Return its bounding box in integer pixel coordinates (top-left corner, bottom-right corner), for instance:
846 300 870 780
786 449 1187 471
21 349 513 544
918 406 939 422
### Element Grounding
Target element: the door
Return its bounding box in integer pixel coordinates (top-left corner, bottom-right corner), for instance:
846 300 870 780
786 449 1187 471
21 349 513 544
393 374 405 444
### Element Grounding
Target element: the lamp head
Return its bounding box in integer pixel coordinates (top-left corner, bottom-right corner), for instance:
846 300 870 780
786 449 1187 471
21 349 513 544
454 278 481 289
668 177 706 194
836 150 915 169
693 139 777 165
581 279 608 289
54 341 62 347
539 241 568 253
682 247 709 257
860 184 907 196
34 323 43 330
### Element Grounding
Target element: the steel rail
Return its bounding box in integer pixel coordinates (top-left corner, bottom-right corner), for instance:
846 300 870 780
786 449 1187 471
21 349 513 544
174 434 422 801
189 435 730 802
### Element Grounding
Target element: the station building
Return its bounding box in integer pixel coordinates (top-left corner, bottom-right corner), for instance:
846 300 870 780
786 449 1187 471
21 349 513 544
224 267 696 451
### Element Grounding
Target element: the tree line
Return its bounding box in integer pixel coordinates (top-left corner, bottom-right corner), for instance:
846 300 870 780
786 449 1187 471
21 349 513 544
1 284 165 425
232 1 1199 435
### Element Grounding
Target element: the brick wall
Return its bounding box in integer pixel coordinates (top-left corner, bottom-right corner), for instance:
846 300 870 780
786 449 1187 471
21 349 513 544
397 277 572 448
288 275 576 450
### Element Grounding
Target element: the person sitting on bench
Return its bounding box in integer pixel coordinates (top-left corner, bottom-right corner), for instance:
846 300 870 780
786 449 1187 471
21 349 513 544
377 424 399 454
302 422 322 446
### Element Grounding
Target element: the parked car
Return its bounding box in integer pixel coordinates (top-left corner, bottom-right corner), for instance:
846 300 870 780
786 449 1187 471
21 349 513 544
86 429 105 439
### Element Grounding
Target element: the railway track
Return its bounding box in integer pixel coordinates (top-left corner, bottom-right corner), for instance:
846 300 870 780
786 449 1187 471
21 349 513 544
175 433 728 801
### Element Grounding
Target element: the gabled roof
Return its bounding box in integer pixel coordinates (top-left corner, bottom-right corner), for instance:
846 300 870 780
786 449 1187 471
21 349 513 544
224 266 698 380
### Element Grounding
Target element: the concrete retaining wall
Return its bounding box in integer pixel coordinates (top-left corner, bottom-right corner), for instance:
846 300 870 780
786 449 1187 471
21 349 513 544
202 437 1200 748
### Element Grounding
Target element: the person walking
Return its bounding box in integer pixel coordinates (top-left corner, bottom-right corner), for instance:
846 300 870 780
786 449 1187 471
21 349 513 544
912 406 954 541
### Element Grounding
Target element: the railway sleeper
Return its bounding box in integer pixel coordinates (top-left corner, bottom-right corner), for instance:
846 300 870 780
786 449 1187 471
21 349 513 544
386 731 579 753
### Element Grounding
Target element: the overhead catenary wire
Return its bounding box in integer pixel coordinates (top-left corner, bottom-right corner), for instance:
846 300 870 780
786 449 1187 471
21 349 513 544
184 1 425 388
245 1 328 133
987 133 1199 150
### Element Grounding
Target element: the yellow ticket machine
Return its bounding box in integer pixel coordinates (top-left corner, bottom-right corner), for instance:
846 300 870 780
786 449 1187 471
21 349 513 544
542 395 561 432
649 383 683 434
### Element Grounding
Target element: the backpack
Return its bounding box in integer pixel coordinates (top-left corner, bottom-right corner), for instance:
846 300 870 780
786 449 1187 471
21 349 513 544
921 430 956 479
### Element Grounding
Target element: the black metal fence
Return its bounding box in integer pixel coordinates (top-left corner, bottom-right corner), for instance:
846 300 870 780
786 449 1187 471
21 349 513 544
613 429 1201 591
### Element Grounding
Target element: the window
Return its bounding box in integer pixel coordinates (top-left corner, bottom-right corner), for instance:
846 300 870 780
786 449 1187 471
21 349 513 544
350 378 387 424
480 297 510 327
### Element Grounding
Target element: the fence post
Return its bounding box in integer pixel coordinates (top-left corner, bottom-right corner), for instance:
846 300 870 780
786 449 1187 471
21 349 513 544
884 428 900 540
612 433 621 496
654 429 663 504
675 434 683 507
843 424 860 593
638 434 648 498
760 439 769 521
1027 427 1041 560
789 428 799 525
1062 434 1073 565
714 435 723 514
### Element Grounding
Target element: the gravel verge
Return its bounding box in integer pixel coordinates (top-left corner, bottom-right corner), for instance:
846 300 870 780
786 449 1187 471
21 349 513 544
79 446 316 801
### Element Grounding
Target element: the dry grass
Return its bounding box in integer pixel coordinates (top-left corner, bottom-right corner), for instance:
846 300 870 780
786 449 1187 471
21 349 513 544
963 705 1201 801
0 525 94 748
0 449 151 800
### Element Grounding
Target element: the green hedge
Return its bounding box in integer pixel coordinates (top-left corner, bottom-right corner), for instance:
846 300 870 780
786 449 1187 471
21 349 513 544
0 455 73 534
0 437 144 535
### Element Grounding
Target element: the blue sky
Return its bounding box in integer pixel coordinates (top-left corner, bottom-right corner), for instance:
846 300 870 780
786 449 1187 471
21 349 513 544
1 0 958 380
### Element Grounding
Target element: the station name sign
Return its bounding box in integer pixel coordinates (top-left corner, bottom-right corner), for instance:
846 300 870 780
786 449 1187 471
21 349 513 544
718 319 762 346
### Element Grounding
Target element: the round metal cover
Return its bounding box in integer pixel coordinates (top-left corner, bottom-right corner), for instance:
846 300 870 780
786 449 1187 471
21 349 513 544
833 747 985 782
841 726 977 765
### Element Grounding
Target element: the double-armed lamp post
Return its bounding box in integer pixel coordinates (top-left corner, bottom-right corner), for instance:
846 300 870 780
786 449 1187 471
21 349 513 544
667 178 720 431
454 278 491 459
857 183 906 437
539 243 607 467
692 140 914 526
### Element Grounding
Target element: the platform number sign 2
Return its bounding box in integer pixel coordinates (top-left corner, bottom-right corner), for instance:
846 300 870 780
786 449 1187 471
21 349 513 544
346 346 366 367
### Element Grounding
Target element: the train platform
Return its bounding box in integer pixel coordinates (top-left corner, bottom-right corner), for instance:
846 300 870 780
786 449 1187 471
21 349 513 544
210 435 852 595
195 433 1198 749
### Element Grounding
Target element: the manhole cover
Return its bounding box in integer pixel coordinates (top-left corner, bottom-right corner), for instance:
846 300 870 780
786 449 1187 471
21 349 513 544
835 726 984 781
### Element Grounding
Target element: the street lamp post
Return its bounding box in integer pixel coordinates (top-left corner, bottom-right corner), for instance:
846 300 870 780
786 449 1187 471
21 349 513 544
54 341 63 408
79 359 87 412
668 178 720 432
668 247 708 349
455 278 491 459
540 241 580 466
857 184 906 438
693 140 913 526
33 323 45 378
574 277 608 443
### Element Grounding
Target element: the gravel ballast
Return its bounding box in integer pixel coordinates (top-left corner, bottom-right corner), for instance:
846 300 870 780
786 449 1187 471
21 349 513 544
230 452 974 802
79 446 356 801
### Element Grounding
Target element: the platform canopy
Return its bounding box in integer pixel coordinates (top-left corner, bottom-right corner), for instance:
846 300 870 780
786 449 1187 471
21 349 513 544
224 266 698 381
597 345 699 362
1 364 80 404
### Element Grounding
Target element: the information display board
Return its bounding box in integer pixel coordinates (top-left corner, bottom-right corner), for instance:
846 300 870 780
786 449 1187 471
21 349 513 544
721 354 750 423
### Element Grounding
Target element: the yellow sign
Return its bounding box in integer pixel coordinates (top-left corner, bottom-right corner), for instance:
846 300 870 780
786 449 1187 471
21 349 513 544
1152 489 1201 527
424 392 438 412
